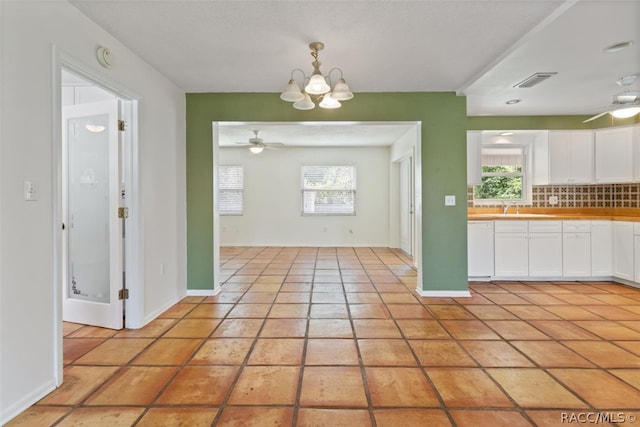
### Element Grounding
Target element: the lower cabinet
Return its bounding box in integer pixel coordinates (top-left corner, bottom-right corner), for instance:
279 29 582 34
528 222 563 277
494 231 528 276
613 221 634 281
563 221 591 276
469 218 637 282
494 220 562 277
591 221 613 276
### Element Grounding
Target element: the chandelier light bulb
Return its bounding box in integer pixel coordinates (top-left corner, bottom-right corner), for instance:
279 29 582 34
280 79 304 102
305 73 330 95
293 93 316 110
319 93 341 109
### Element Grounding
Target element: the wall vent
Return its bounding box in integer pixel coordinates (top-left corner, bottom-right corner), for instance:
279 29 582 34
514 72 557 88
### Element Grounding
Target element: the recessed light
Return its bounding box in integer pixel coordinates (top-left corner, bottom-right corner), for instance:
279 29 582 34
604 40 634 53
506 99 521 105
500 132 513 136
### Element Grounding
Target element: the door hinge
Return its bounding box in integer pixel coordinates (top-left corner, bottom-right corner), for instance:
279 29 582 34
118 207 129 218
118 120 127 131
118 288 129 300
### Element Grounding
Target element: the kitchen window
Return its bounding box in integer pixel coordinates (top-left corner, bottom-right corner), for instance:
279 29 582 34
301 165 356 215
473 145 531 205
218 165 244 215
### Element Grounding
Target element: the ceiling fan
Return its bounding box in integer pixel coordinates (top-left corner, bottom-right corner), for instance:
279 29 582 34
234 130 284 154
583 75 640 123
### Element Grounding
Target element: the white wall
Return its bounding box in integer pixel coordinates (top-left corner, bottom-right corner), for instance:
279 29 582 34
219 146 390 246
0 1 186 422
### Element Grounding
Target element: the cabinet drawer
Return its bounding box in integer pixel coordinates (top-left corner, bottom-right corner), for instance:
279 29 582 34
494 220 528 233
563 221 590 233
529 220 562 233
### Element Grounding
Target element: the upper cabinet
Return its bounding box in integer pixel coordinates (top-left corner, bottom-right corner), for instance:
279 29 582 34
595 126 634 183
549 131 594 184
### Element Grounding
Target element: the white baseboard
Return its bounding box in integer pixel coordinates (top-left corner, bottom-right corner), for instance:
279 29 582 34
187 287 221 297
142 294 184 326
416 288 471 298
1 379 56 425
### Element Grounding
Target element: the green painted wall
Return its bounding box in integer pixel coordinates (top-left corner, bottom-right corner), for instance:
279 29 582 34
186 92 468 292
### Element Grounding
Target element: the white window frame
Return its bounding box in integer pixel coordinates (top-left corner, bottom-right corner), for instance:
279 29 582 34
218 165 244 215
301 165 357 215
473 144 532 206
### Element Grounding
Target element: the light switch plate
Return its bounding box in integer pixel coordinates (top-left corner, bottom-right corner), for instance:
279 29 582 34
445 195 456 206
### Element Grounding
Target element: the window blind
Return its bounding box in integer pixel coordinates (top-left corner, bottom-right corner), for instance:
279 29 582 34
219 165 244 215
301 166 356 215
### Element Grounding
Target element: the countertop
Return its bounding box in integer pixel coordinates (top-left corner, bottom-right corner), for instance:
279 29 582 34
467 207 640 222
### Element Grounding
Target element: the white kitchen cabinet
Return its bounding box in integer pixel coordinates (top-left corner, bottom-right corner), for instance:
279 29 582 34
635 223 640 283
528 221 563 276
494 220 562 277
468 221 494 277
467 131 481 185
494 221 528 276
591 221 613 276
595 127 633 183
549 131 593 184
562 221 591 276
613 221 634 280
633 126 640 182
532 130 550 185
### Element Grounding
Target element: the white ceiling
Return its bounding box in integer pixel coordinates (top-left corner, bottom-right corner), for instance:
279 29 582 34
68 0 640 145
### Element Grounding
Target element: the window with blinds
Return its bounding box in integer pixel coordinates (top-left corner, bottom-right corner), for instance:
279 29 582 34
301 166 356 215
473 146 528 204
218 165 244 215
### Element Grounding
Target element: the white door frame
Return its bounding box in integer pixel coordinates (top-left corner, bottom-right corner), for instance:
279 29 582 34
398 153 415 257
212 121 422 290
52 47 142 385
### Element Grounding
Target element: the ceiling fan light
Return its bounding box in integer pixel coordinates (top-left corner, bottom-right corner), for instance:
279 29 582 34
280 79 304 102
249 144 264 154
319 93 341 109
305 73 330 95
330 78 353 101
293 93 316 110
611 106 640 119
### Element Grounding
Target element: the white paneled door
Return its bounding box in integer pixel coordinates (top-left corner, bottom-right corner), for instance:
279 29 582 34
62 100 124 330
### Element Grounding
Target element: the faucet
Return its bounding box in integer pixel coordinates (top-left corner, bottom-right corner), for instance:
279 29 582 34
502 201 519 214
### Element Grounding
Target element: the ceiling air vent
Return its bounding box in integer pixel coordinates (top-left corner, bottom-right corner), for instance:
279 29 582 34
514 72 557 88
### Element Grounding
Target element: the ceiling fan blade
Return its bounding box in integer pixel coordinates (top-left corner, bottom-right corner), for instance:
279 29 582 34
582 111 608 123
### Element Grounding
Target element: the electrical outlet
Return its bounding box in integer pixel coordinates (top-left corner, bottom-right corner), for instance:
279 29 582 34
445 195 456 206
548 195 559 205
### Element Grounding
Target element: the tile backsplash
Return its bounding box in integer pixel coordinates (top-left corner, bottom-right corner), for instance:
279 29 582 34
467 183 640 208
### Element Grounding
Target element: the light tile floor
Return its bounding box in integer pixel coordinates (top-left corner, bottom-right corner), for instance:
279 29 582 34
7 247 640 426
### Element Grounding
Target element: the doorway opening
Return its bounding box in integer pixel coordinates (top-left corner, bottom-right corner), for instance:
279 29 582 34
212 121 422 290
54 60 141 385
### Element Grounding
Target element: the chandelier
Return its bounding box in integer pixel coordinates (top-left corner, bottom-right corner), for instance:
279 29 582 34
280 42 354 110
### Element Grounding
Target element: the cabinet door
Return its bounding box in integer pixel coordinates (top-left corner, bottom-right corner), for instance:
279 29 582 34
563 233 591 276
549 132 570 184
468 221 494 277
549 131 593 184
595 127 633 183
613 221 634 280
591 221 613 276
529 233 563 276
494 233 528 276
635 235 640 283
568 132 594 183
